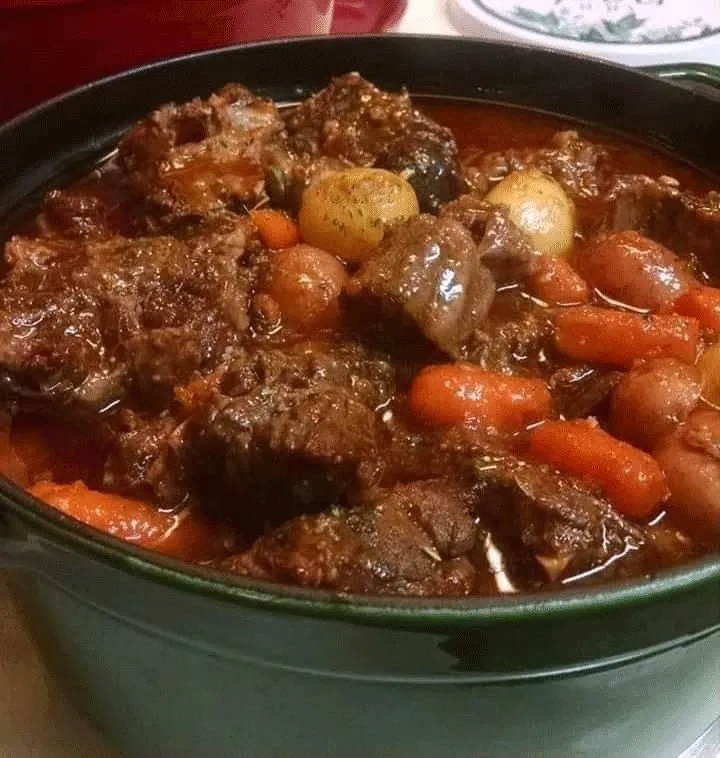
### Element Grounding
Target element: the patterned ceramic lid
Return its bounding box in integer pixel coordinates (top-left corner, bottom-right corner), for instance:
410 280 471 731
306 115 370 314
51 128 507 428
474 0 720 44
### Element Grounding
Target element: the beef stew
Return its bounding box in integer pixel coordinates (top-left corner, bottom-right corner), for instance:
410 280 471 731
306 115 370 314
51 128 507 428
2 74 719 597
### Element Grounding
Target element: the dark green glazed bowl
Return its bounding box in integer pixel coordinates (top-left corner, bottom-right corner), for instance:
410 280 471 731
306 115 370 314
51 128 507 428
1 36 720 758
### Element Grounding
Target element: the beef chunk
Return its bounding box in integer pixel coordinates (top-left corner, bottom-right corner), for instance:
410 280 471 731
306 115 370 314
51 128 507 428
440 195 535 283
548 366 622 419
119 84 284 226
0 219 255 414
263 147 352 212
102 409 187 505
184 342 395 532
605 174 720 280
344 215 495 358
226 479 479 596
284 73 462 211
35 182 141 241
375 132 464 212
468 292 553 376
465 131 607 201
470 455 647 584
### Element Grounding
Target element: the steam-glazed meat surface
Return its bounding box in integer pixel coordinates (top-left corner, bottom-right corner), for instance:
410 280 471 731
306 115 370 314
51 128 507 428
226 479 480 596
0 219 256 413
283 73 463 212
119 84 284 226
344 215 496 358
1 78 718 597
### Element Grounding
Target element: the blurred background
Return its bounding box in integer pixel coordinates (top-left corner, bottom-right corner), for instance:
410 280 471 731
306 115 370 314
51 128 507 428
3 0 720 120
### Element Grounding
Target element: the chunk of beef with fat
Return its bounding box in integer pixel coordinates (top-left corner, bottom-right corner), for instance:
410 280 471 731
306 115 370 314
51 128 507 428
470 454 690 586
118 84 284 226
0 219 255 414
439 194 535 283
225 479 480 596
183 342 395 533
344 215 496 359
282 73 463 211
605 174 720 280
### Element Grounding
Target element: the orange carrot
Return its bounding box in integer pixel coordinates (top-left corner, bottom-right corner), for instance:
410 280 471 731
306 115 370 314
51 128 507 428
554 306 699 367
250 209 300 249
674 285 720 336
408 363 552 431
528 419 668 519
529 255 590 306
30 481 236 562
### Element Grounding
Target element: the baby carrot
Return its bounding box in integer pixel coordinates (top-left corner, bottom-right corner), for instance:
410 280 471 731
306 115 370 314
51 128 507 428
528 419 668 520
250 208 300 249
408 363 552 432
554 306 699 367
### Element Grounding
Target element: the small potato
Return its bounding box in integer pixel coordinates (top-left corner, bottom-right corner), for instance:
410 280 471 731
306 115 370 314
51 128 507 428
699 341 720 407
610 358 702 451
266 244 348 333
299 168 420 264
485 168 576 258
655 410 720 540
573 230 689 312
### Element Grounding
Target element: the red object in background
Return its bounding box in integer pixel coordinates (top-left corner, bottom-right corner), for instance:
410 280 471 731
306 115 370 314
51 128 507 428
0 0 335 121
331 0 407 34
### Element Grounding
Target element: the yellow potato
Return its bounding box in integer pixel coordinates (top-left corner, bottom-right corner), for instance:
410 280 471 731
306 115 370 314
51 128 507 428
699 342 720 407
299 168 420 264
486 168 576 258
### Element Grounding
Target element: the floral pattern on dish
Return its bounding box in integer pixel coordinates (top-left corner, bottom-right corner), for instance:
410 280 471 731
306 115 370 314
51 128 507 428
475 0 720 43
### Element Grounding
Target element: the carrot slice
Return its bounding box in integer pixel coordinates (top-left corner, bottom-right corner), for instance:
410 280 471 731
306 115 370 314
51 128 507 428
554 306 699 367
250 209 300 249
528 419 668 520
30 481 236 562
408 363 552 431
529 255 590 306
674 285 720 336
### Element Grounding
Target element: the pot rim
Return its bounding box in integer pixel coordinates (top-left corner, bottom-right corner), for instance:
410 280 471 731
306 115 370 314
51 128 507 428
1 34 720 630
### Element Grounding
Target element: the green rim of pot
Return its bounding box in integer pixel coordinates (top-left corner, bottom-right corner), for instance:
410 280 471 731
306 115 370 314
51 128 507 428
2 477 720 631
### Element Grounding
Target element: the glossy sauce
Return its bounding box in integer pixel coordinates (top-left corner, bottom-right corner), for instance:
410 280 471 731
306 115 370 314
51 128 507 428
2 100 716 575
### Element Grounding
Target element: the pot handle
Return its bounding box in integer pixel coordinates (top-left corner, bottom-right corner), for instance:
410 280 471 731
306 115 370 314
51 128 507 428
642 63 720 93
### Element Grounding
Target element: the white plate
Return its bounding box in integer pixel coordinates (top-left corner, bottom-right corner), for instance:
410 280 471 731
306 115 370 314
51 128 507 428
449 0 720 66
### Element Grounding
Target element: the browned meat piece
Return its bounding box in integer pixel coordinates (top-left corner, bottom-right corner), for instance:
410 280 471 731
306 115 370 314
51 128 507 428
344 215 495 359
225 479 480 596
263 147 352 212
283 73 463 212
102 409 188 505
465 130 607 198
463 131 608 230
118 84 284 226
0 218 256 414
439 195 535 283
549 365 622 419
35 183 140 240
470 454 683 585
604 174 720 280
468 292 553 376
184 342 395 533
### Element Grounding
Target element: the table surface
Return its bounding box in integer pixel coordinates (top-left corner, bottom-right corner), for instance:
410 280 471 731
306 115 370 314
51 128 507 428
1 2 718 756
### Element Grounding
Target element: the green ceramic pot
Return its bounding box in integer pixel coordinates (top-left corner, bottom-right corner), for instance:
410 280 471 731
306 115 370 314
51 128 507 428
1 36 719 758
